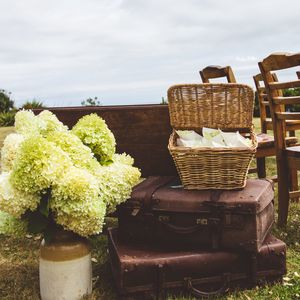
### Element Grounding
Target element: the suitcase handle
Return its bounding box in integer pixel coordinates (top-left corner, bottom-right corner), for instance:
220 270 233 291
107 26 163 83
159 220 201 234
185 273 229 298
158 217 220 234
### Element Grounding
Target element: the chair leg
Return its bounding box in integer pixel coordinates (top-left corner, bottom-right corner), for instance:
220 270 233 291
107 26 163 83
277 156 290 227
290 168 299 202
256 157 266 178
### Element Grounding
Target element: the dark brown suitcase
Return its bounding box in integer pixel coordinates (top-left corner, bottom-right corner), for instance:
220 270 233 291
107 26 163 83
117 176 274 252
108 228 286 300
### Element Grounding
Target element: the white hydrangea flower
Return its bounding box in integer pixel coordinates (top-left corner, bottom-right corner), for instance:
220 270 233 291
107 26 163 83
10 136 73 194
46 131 100 173
51 167 106 236
94 160 141 213
113 153 135 166
14 110 41 136
72 114 116 165
0 172 40 217
1 133 25 172
37 110 68 135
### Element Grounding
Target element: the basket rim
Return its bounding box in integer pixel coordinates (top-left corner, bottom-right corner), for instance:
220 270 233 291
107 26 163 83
168 130 258 152
167 83 255 95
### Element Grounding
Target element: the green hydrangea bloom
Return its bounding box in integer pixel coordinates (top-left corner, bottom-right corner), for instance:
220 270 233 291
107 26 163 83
0 210 28 237
51 167 106 236
1 133 25 172
2 110 140 237
113 153 135 165
46 131 100 173
14 110 67 138
0 172 40 217
95 160 141 213
10 136 73 194
72 114 116 165
14 110 41 136
37 110 68 135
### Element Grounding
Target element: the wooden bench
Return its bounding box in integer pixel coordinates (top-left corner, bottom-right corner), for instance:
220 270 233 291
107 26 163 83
34 104 177 177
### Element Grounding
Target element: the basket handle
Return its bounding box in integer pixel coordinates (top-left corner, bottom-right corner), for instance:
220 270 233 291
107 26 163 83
185 273 229 298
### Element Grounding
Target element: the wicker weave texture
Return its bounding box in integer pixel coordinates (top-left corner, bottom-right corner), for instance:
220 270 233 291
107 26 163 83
168 131 257 190
167 83 256 190
168 84 254 131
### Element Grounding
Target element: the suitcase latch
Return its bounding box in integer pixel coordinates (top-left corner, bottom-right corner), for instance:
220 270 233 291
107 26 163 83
224 213 244 229
196 218 208 225
131 208 140 216
158 215 170 222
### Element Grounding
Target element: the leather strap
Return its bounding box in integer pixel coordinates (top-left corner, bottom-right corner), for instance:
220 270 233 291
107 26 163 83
143 176 177 210
210 190 223 202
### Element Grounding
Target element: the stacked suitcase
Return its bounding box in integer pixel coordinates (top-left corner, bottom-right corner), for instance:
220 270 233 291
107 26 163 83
108 84 286 299
108 176 287 299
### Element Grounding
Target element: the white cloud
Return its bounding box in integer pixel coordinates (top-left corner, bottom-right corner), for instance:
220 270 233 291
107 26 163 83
0 0 299 107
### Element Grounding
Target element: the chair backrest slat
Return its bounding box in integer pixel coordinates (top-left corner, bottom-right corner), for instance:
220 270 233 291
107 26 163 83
276 112 300 120
260 52 300 72
253 72 279 133
273 96 300 105
269 80 300 90
200 65 236 83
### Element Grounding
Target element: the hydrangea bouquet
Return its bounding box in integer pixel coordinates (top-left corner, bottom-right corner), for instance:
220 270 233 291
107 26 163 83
0 110 141 239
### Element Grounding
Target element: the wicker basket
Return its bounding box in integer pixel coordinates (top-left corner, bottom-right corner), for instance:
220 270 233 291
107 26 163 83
168 83 257 190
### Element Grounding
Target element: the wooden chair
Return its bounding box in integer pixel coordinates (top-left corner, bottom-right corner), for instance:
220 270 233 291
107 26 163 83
199 65 298 179
259 52 300 226
253 73 300 137
200 65 236 83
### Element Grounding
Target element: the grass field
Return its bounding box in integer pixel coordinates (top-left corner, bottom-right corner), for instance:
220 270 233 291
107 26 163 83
0 121 300 299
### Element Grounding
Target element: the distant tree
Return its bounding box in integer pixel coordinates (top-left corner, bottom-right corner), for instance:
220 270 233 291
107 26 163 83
0 89 14 113
0 111 15 126
81 97 101 106
253 88 300 117
161 97 167 104
283 88 300 112
21 99 44 109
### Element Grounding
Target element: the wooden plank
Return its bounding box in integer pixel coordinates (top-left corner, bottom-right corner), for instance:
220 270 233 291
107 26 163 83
289 190 300 199
269 80 300 90
273 96 300 105
255 147 276 158
276 112 300 120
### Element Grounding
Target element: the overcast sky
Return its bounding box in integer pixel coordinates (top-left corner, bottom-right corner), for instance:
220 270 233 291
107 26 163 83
0 0 299 107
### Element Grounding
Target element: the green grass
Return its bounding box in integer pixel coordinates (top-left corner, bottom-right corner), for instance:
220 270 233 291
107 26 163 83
0 121 300 299
0 126 14 148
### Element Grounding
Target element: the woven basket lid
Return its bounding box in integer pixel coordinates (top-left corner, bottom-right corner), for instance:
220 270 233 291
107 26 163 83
167 83 254 131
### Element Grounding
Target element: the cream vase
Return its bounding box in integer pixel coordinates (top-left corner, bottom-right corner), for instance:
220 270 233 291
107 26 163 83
39 230 92 300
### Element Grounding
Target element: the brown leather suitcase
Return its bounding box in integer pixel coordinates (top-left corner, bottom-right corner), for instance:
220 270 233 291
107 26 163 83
108 228 286 300
117 176 274 252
